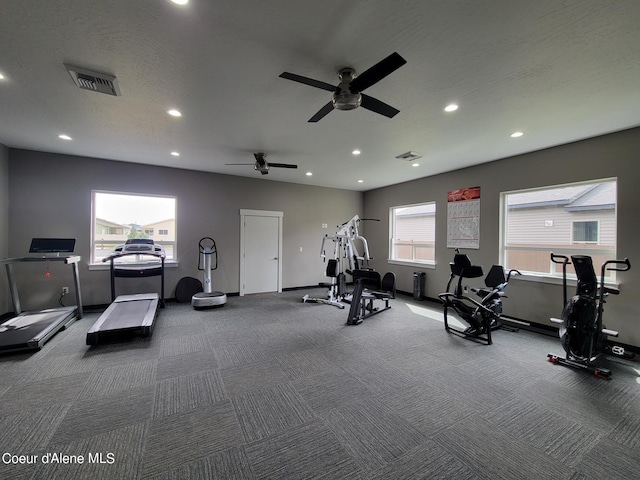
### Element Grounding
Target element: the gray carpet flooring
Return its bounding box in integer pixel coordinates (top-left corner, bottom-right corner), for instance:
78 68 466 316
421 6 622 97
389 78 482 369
1 289 638 479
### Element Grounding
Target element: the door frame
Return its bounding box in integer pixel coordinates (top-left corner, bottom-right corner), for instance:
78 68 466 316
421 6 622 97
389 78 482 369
239 209 283 296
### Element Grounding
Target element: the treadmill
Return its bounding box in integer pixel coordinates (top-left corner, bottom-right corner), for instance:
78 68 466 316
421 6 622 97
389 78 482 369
86 239 165 345
0 238 83 353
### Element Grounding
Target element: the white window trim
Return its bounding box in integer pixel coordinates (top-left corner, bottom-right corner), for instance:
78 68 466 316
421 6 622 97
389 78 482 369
90 190 177 265
499 178 616 281
388 201 436 267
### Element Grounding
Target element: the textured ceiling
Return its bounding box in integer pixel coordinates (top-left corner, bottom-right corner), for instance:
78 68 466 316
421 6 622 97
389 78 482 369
1 0 639 191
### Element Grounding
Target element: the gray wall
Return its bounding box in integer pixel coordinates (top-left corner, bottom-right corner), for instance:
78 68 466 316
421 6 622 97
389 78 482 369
0 144 8 314
4 128 639 348
4 149 362 309
364 127 640 348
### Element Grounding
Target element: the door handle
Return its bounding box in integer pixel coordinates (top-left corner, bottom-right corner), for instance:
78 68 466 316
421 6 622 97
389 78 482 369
273 257 278 260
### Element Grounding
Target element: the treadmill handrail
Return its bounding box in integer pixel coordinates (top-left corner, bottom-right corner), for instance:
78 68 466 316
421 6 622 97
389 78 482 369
0 255 81 265
1 255 83 318
105 251 165 306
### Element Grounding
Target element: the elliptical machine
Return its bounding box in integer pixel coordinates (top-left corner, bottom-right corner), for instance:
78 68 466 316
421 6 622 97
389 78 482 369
548 253 632 380
191 237 227 309
438 249 520 345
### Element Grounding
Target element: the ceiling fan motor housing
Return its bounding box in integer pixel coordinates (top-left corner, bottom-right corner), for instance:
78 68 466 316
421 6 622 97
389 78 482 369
332 68 362 110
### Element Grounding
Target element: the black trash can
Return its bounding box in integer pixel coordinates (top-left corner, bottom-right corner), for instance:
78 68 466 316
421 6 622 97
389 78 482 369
413 271 426 300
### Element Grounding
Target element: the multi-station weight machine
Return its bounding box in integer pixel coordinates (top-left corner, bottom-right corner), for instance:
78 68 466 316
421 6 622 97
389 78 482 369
303 215 396 325
303 215 374 309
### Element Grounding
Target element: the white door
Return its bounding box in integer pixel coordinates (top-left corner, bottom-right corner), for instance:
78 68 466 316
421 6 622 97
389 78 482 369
240 210 283 295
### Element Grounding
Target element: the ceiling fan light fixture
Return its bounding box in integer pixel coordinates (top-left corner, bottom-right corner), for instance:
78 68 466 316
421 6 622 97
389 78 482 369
332 91 362 111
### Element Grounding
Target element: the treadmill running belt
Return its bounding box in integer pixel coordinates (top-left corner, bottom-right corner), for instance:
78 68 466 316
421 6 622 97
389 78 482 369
99 300 153 330
86 294 159 345
0 308 77 352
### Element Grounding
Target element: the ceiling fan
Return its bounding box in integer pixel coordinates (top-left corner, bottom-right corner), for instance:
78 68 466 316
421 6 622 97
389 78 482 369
225 153 298 175
279 52 407 122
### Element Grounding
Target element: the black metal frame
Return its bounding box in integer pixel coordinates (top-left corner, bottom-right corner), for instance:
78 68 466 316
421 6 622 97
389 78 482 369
438 250 519 345
346 270 396 325
548 253 631 379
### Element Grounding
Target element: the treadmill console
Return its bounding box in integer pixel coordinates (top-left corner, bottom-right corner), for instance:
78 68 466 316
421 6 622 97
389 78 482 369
113 238 165 256
29 238 76 254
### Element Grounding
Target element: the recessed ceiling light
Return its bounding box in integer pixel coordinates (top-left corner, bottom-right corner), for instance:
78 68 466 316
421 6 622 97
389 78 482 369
511 131 524 138
352 149 361 155
305 172 313 176
171 151 180 157
411 163 420 167
0 73 5 80
167 109 182 117
169 0 189 5
58 134 72 140
444 103 458 112
357 179 364 183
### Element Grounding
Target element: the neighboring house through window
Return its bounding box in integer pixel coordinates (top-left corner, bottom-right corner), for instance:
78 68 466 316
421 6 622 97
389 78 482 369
500 179 616 279
389 202 436 265
91 191 177 262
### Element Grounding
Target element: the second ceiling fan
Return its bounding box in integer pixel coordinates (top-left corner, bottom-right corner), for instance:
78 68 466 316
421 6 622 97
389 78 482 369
279 52 407 122
225 153 297 175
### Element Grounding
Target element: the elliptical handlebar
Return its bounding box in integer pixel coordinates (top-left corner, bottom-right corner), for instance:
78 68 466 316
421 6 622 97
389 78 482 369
550 252 570 306
505 269 521 282
603 258 631 272
550 253 571 265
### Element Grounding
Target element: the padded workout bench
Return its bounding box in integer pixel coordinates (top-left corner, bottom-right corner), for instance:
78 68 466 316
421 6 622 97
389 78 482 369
346 269 396 325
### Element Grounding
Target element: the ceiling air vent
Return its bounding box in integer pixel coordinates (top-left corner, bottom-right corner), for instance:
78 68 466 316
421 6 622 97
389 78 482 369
395 151 422 161
64 64 121 96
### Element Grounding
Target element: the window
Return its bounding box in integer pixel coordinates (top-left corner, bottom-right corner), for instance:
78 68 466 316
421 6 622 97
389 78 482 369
501 179 616 279
389 202 436 265
572 220 598 243
91 191 177 263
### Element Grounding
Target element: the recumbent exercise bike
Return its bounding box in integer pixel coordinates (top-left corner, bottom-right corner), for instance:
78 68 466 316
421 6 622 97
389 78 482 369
439 249 520 345
548 253 632 380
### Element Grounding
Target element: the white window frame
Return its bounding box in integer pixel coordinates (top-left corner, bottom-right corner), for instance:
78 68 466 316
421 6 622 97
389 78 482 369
90 190 177 265
388 201 436 267
499 178 616 282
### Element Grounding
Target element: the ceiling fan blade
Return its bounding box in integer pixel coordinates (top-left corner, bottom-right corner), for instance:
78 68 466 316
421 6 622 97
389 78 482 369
225 163 255 165
308 101 335 122
350 52 406 92
360 94 400 118
269 163 298 169
279 72 336 92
